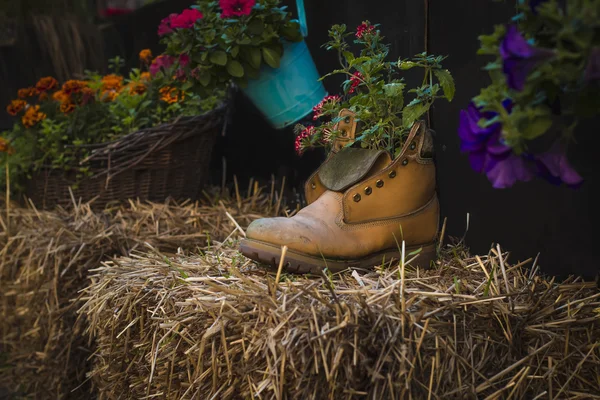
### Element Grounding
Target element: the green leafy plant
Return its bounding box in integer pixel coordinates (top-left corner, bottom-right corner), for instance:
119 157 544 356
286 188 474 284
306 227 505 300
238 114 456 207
0 50 224 192
294 21 454 156
153 0 303 97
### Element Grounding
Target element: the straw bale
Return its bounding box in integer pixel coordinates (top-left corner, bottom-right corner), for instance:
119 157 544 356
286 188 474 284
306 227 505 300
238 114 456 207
81 240 600 399
0 185 284 399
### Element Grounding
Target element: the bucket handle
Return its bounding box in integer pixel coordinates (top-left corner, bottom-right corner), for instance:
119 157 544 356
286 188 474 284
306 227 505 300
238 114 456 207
296 0 308 37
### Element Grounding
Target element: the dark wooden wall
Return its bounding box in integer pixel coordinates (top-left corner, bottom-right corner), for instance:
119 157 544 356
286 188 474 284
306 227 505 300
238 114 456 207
2 0 597 278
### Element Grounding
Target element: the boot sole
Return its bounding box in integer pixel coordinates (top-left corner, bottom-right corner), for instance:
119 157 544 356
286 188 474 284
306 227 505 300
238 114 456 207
239 239 437 274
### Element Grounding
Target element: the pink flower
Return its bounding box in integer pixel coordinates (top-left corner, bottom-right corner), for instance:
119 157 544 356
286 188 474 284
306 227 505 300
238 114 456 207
170 8 203 29
150 55 175 76
356 22 375 38
348 72 363 94
179 54 190 67
175 68 186 81
158 13 177 36
219 0 256 18
294 126 315 155
312 95 341 120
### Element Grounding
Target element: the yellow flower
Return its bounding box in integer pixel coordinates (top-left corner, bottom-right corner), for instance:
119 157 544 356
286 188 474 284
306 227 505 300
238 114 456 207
6 99 27 116
21 105 46 128
139 49 153 64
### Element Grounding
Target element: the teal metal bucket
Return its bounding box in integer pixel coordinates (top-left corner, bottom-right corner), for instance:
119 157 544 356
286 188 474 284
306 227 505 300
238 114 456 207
243 40 326 129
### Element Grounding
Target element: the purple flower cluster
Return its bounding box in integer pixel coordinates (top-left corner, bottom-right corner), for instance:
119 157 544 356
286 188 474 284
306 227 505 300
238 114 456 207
458 102 582 189
457 13 589 189
500 25 554 91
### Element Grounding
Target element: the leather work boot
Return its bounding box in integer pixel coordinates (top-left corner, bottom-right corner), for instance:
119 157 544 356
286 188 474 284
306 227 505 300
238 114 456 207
240 110 439 274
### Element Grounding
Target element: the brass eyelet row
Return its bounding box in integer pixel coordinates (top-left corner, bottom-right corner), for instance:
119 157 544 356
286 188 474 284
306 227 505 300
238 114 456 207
353 169 400 202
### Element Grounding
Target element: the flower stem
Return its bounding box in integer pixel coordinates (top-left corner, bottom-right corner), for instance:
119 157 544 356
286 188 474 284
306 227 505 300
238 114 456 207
5 157 10 233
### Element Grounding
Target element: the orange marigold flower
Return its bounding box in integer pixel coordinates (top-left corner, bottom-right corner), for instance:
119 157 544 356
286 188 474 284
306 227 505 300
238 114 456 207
101 74 124 92
60 102 76 114
129 83 147 95
21 105 47 128
81 87 96 105
6 99 27 116
18 87 39 99
139 49 153 64
52 90 69 103
62 80 88 95
0 137 12 154
140 72 151 82
39 92 49 101
35 76 59 92
159 86 184 104
100 90 119 102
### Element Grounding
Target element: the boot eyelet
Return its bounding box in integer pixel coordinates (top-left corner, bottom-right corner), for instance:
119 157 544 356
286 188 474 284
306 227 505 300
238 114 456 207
341 129 348 137
353 193 361 202
409 142 416 151
344 116 351 123
388 170 396 178
364 186 372 195
376 180 384 188
311 182 316 189
402 159 409 166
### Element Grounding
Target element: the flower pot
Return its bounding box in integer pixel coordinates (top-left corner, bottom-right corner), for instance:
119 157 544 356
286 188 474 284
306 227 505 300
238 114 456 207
243 39 326 129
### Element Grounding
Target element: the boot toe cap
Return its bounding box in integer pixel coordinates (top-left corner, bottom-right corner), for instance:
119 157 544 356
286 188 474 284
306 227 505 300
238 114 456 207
246 217 318 251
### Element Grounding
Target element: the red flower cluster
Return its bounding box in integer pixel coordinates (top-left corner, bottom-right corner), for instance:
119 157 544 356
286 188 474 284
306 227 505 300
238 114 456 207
219 0 256 18
312 95 341 120
294 126 315 155
355 22 375 39
158 8 203 36
349 72 363 93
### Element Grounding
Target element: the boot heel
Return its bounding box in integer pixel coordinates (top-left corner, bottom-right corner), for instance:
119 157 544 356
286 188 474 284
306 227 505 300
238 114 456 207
407 243 437 269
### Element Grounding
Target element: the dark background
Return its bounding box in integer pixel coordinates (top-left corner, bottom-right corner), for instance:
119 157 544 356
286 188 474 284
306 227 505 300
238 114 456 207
1 0 596 278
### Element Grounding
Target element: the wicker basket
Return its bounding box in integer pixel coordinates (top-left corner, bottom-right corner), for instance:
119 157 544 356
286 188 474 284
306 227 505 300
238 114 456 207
25 102 229 209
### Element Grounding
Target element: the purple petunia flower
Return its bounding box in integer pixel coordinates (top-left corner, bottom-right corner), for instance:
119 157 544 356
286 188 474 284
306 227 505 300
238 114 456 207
486 154 535 189
458 101 513 175
458 101 584 188
534 142 583 187
584 47 600 82
500 25 555 91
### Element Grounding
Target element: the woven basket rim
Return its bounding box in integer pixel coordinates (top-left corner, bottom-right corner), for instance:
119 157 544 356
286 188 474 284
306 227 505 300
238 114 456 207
65 100 229 152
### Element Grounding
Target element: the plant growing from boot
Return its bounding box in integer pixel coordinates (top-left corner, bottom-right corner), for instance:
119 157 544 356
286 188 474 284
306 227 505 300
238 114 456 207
154 0 303 96
459 0 598 189
0 50 223 192
294 22 455 157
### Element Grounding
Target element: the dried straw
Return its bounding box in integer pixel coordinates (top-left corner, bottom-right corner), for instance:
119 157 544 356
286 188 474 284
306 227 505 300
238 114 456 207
0 185 286 399
80 238 600 399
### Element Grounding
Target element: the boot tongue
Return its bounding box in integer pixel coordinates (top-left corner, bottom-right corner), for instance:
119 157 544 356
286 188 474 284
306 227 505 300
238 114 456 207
318 147 392 192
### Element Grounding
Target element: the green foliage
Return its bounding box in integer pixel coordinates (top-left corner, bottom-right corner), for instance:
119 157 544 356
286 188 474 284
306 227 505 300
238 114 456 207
158 0 303 97
297 22 454 155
